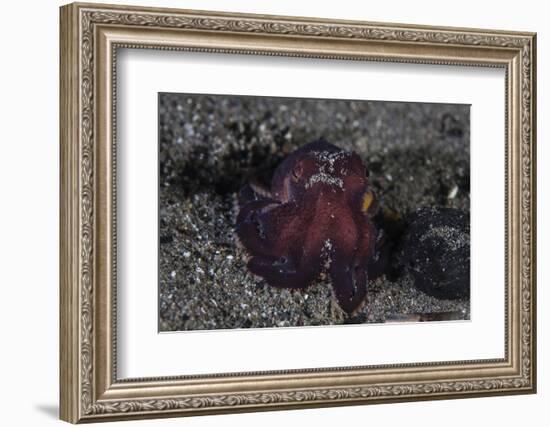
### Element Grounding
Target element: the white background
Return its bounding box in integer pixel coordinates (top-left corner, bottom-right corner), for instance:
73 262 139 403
118 50 504 377
0 0 545 426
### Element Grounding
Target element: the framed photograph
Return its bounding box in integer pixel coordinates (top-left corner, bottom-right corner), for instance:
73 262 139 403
60 2 537 423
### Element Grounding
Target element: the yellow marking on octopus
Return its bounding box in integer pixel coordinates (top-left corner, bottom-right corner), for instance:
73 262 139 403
362 191 374 213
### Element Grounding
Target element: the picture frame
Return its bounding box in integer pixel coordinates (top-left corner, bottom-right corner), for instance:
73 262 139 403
59 2 537 423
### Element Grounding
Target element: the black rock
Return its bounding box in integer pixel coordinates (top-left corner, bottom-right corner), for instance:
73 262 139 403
400 207 470 300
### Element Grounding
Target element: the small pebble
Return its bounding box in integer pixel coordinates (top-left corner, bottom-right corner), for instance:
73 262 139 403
448 185 459 199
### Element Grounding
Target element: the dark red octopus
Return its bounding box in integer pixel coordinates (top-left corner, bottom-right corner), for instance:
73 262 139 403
236 140 379 315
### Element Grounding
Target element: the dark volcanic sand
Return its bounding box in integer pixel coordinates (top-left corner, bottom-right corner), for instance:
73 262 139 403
158 93 470 332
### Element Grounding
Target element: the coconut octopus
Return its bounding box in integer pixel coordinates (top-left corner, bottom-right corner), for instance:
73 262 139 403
236 140 381 315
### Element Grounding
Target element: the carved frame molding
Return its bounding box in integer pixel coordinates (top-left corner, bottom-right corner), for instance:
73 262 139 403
60 2 536 423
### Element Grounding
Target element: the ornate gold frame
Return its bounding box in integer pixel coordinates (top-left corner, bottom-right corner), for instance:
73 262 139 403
60 2 537 423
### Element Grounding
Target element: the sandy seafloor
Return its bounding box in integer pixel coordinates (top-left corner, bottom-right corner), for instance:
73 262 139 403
158 93 471 332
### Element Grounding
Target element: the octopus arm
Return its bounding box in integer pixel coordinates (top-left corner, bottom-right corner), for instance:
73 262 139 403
329 247 368 315
236 199 307 258
247 220 323 289
238 196 323 289
329 217 376 314
236 199 281 257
